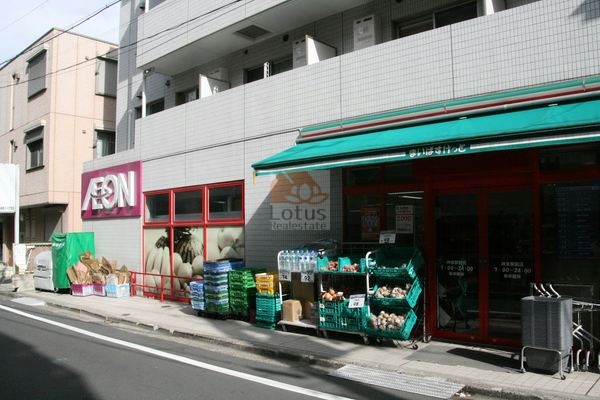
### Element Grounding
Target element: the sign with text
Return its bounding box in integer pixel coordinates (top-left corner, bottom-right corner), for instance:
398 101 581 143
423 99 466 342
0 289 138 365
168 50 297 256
0 164 18 213
81 161 142 219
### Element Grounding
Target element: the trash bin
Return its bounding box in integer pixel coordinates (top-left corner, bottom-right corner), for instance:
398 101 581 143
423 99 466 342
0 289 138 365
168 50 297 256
51 232 95 290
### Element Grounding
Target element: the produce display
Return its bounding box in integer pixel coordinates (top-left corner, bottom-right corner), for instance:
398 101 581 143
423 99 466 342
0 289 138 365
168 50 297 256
320 287 345 301
374 283 412 299
368 311 406 331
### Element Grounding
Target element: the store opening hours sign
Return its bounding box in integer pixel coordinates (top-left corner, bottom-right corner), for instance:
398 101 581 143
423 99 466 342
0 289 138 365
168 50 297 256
81 161 142 219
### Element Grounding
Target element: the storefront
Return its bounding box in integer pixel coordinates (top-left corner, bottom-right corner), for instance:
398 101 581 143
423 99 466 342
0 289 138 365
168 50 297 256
253 95 600 347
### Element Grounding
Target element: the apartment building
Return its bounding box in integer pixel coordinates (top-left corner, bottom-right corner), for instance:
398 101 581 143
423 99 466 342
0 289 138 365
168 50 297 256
83 0 600 346
0 29 117 263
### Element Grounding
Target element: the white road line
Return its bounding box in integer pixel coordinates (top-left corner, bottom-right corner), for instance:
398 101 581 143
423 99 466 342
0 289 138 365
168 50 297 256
0 304 356 400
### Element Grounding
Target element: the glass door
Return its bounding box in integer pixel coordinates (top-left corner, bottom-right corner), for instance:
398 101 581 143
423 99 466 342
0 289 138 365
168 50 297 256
434 189 533 343
435 193 480 335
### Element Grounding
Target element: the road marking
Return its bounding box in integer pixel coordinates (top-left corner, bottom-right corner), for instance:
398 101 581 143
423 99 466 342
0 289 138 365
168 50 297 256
0 304 356 400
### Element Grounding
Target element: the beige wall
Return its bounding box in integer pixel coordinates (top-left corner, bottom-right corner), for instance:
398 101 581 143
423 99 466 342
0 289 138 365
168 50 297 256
0 29 116 252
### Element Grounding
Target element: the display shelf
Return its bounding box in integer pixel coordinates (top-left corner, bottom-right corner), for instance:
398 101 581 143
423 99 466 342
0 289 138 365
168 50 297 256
278 319 318 332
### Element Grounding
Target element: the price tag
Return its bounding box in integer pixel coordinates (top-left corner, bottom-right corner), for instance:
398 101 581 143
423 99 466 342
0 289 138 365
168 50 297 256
379 230 396 244
300 271 314 283
279 270 291 282
348 294 365 308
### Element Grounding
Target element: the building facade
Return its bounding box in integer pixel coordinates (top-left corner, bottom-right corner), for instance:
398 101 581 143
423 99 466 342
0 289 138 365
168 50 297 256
83 0 600 347
0 29 117 264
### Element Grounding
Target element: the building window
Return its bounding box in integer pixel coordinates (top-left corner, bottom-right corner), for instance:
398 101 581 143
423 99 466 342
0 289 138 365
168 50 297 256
143 182 244 299
147 98 165 115
271 56 293 75
25 126 44 170
95 129 115 158
245 65 264 83
175 87 199 106
95 57 117 97
393 1 478 38
26 49 47 98
208 185 242 220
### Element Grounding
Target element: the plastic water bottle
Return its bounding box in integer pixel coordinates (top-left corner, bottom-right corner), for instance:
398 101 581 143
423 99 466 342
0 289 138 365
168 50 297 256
308 250 316 272
284 250 292 271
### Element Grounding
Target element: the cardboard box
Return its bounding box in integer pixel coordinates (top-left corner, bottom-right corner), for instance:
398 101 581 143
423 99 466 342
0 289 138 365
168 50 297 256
282 299 303 322
303 300 315 320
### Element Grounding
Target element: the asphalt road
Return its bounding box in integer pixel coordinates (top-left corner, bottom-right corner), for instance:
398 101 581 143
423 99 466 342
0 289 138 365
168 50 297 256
0 297 445 400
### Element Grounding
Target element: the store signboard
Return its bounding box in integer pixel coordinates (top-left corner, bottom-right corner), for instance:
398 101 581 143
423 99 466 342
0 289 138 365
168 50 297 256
269 170 330 231
81 161 142 219
0 164 18 213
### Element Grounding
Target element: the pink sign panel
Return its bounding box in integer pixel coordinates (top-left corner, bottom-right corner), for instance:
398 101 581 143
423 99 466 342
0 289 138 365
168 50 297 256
81 161 142 219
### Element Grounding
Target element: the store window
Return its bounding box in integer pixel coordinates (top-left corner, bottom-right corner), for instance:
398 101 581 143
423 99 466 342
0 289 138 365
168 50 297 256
540 181 600 299
143 182 244 299
209 185 242 220
175 189 202 221
145 192 169 223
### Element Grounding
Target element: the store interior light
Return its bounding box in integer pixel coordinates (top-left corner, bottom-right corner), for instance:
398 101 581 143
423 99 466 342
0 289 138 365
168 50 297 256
401 195 422 200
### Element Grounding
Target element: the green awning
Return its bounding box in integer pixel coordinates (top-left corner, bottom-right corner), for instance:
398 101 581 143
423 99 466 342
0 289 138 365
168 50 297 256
252 98 600 176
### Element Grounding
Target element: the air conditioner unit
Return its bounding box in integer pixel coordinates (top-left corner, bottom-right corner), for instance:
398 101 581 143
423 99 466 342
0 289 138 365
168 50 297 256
353 15 380 51
292 35 336 69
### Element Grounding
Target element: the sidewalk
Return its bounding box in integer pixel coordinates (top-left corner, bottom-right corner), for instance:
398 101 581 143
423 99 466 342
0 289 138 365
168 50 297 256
1 279 599 400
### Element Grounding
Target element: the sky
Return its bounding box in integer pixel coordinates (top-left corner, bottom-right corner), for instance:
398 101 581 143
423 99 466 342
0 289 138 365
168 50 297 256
0 0 120 65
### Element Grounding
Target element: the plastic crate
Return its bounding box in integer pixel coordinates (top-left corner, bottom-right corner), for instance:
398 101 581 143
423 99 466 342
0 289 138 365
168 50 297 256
204 261 233 274
204 283 229 294
204 273 229 285
364 309 417 340
93 282 106 296
256 281 278 294
71 283 94 297
255 273 279 284
191 298 205 311
189 280 204 291
370 279 422 309
106 283 130 298
205 303 229 314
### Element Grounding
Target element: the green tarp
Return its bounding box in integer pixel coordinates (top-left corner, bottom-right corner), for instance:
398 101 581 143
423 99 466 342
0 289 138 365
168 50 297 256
51 232 95 290
252 98 600 176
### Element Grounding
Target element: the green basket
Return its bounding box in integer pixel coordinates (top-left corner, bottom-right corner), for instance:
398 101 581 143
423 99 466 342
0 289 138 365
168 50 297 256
371 279 422 309
364 309 417 340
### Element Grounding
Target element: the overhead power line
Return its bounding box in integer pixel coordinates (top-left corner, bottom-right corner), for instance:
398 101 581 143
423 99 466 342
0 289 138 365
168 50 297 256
0 0 121 68
0 0 49 34
0 0 245 90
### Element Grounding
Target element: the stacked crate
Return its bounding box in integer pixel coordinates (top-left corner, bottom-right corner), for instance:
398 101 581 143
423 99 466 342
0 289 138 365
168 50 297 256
228 268 257 318
255 293 281 329
254 272 280 328
203 261 231 317
189 280 205 313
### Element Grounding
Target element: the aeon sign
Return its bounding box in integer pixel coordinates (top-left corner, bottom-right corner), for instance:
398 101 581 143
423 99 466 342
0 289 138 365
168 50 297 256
81 161 142 219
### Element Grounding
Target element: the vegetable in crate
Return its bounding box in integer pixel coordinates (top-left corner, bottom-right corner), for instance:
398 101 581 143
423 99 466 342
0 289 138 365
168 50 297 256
321 288 345 301
369 311 405 331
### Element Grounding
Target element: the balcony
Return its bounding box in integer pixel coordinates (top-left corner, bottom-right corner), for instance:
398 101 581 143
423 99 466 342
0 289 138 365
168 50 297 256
136 0 371 75
135 0 600 160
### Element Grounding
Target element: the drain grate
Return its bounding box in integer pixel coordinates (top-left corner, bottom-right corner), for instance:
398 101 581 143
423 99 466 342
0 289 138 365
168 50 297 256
330 365 464 399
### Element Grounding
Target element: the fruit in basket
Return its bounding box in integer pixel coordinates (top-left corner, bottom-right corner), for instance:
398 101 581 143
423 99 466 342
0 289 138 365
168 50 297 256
326 260 338 270
342 263 360 272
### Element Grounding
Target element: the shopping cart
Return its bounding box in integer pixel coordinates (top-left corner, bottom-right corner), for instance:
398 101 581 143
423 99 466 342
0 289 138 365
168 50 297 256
532 283 600 372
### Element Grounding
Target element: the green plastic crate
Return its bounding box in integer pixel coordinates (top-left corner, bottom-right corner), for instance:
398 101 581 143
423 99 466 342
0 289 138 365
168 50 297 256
370 279 422 309
364 309 417 340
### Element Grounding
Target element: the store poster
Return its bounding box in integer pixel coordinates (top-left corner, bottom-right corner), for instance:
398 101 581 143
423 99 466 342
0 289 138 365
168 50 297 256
361 206 380 241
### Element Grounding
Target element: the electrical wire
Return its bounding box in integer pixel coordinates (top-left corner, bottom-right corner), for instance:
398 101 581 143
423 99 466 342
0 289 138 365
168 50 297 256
0 0 49 34
0 0 245 89
0 0 120 68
